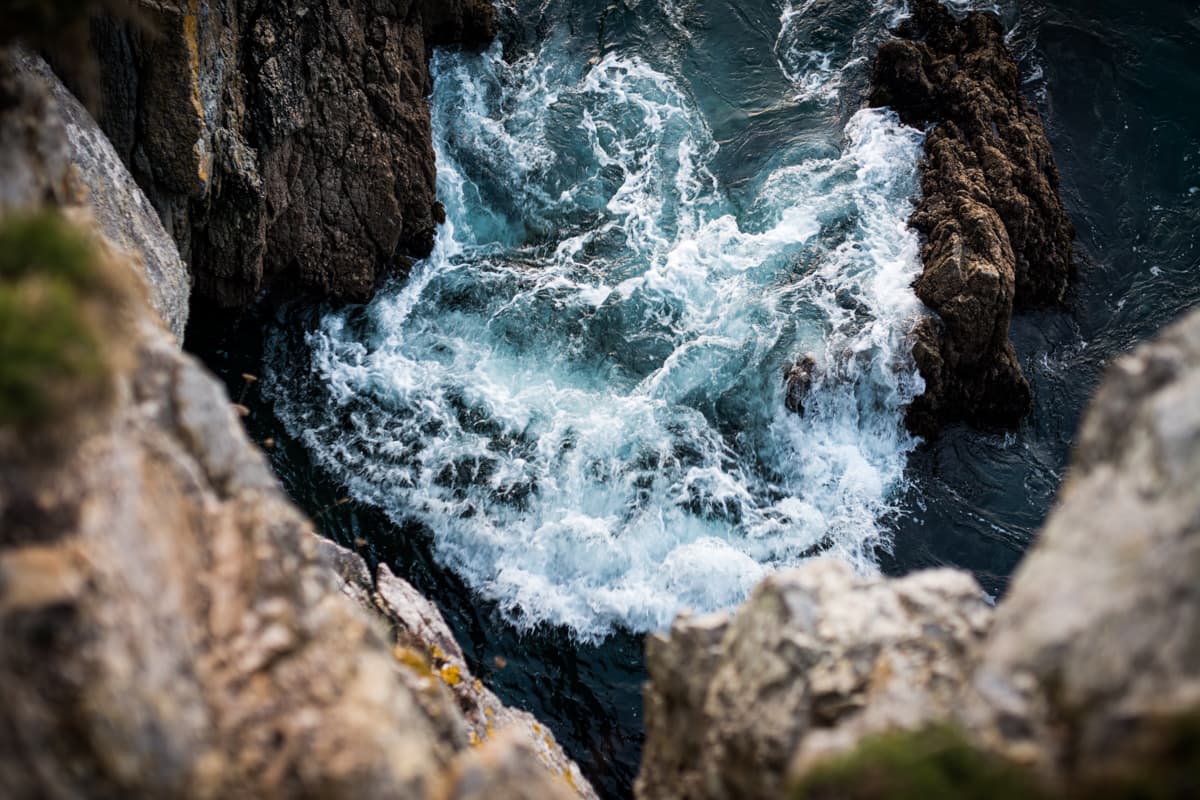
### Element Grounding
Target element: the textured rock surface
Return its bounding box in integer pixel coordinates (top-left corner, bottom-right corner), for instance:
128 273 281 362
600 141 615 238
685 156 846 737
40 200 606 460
86 0 495 309
338 558 597 800
0 315 454 797
637 307 1200 799
967 308 1200 772
635 562 993 800
0 50 591 799
871 0 1075 435
0 49 189 339
23 51 190 339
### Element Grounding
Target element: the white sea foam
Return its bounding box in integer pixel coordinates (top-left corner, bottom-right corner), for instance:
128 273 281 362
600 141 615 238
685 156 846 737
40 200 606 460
268 5 928 640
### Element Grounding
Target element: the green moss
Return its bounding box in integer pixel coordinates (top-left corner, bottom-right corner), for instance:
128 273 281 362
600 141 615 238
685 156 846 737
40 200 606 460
0 213 115 429
792 726 1049 800
0 213 99 287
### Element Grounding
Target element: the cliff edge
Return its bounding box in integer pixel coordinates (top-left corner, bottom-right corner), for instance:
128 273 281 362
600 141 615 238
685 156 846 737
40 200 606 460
0 46 592 800
83 0 495 309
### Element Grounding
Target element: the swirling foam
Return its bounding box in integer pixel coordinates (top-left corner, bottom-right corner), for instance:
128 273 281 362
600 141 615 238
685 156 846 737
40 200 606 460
268 6 927 639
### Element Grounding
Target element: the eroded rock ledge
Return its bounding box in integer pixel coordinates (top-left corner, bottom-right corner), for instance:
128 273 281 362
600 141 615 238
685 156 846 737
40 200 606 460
637 306 1200 799
870 0 1076 436
83 0 496 309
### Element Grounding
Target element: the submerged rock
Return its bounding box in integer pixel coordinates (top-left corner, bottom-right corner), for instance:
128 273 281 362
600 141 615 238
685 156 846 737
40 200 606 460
81 0 496 309
871 0 1076 436
784 355 818 415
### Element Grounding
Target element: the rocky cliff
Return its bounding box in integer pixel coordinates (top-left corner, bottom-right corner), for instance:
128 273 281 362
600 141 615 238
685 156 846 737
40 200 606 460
637 305 1200 799
0 46 592 800
871 0 1076 436
81 0 495 309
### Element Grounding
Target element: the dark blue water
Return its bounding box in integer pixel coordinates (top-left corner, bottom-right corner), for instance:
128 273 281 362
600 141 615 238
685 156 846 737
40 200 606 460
188 1 1200 798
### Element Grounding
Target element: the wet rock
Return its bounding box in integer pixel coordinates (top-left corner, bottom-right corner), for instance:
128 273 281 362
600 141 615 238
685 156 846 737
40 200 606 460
635 562 993 800
83 0 496 309
871 0 1075 436
785 355 818 415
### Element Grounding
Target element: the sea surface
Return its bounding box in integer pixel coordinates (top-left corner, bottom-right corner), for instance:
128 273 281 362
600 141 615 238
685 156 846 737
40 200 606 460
188 1 1200 797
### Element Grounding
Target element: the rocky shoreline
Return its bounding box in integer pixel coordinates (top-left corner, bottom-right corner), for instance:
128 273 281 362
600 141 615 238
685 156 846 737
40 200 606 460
2 1 1197 798
870 0 1076 436
637 303 1200 798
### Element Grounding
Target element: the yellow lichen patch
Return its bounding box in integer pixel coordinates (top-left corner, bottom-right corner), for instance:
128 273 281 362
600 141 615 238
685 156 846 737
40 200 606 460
430 643 446 661
440 663 463 686
468 730 481 747
392 645 435 681
473 678 484 693
563 767 578 792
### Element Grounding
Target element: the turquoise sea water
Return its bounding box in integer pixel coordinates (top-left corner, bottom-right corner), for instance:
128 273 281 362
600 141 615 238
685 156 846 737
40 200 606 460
189 1 1200 797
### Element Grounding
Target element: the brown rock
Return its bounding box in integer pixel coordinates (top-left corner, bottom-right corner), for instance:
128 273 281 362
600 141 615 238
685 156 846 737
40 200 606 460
784 355 818 416
871 0 1075 435
83 0 496 309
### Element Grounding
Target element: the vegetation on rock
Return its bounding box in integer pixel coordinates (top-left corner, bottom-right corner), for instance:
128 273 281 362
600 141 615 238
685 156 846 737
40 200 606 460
0 212 127 430
792 726 1047 800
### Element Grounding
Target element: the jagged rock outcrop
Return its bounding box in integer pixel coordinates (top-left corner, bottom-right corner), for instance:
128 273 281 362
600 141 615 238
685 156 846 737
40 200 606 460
967 308 1200 773
637 307 1200 799
83 0 495 309
635 563 993 800
870 0 1075 436
0 44 591 800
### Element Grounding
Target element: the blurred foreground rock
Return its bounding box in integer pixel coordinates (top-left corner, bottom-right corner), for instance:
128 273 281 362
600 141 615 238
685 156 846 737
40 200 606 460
0 46 591 800
638 306 1200 799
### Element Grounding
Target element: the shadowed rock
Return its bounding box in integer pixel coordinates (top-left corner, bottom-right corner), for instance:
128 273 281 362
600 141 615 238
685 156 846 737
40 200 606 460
82 0 496 309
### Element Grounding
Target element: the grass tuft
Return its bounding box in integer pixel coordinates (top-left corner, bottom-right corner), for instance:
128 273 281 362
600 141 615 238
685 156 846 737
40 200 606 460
0 212 128 431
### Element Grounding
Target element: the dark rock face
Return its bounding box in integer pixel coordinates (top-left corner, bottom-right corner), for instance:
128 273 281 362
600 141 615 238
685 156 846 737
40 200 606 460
85 0 495 309
870 0 1075 436
784 355 817 416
